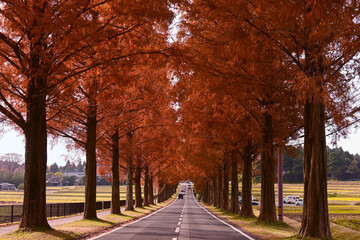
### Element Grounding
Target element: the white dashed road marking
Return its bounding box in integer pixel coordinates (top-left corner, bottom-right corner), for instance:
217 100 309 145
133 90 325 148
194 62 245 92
175 227 180 233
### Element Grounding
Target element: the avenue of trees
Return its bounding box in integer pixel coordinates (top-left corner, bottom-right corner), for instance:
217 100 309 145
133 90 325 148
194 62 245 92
0 1 359 239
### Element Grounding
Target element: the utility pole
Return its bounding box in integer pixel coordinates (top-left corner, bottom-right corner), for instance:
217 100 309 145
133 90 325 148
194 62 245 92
278 150 283 221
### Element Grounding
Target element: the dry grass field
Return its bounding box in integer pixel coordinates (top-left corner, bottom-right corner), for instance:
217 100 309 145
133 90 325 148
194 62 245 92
0 185 143 204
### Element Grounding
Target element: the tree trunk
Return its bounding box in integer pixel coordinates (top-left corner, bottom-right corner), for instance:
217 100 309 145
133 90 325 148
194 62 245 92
149 174 154 205
240 144 255 217
20 75 49 229
259 111 276 221
299 100 332 238
229 152 239 214
125 132 134 211
83 95 97 219
144 166 149 206
222 160 229 211
212 177 217 206
204 181 208 203
158 180 164 203
217 168 223 208
125 161 134 211
209 181 213 205
134 158 143 208
111 129 120 214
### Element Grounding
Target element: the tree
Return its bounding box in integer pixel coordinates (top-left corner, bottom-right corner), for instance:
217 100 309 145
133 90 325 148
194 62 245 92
0 0 117 229
50 163 59 173
240 0 360 237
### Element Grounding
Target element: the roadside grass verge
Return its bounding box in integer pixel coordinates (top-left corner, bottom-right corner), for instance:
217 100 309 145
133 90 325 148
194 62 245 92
1 196 176 240
202 204 360 240
0 227 78 240
201 204 297 240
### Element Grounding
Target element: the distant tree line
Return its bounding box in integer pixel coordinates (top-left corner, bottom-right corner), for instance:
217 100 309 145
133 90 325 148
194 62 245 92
48 161 86 173
284 146 360 182
0 153 25 187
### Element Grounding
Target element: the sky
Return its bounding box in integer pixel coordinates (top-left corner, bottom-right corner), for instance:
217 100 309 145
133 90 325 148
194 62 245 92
0 125 359 166
0 127 84 166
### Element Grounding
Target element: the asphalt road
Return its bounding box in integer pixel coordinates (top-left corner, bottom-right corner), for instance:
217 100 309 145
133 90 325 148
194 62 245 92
92 184 258 240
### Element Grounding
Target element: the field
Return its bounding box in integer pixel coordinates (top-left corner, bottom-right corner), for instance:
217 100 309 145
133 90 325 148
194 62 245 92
244 181 360 215
0 186 143 204
244 181 360 233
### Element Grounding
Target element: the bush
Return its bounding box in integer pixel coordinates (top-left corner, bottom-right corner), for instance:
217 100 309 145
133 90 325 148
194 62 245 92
17 183 24 190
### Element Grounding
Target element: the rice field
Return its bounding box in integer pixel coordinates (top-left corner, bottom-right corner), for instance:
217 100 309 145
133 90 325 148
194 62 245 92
0 185 144 204
244 181 360 215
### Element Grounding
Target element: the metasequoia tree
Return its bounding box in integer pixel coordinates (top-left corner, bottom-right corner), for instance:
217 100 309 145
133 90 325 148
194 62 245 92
48 0 176 218
240 0 360 237
0 0 116 228
96 64 177 210
178 0 301 222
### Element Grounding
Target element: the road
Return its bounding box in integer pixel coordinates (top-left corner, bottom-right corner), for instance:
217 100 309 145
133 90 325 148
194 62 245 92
92 184 258 240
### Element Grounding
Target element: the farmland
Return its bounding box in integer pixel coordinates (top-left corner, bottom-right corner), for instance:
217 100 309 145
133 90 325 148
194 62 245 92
237 181 360 216
0 186 143 204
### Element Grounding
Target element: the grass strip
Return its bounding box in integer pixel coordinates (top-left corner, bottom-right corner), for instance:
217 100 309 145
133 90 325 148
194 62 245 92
202 203 360 240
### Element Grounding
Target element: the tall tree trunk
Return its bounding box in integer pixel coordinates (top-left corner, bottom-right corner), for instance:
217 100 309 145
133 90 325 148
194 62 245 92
149 174 154 205
204 181 208 203
217 168 223 208
240 144 255 217
158 180 164 203
299 100 332 238
259 111 276 221
134 158 143 208
212 177 217 206
111 129 120 214
229 152 239 214
222 160 229 211
20 75 49 229
209 181 213 205
84 95 97 219
144 166 149 206
125 132 134 211
125 161 134 211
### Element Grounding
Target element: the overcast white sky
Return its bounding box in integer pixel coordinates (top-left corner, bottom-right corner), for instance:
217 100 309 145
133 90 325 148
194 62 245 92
0 125 359 166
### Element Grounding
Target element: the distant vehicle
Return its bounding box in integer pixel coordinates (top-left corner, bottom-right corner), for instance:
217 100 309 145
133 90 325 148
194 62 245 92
178 193 184 199
284 196 300 204
295 199 303 206
239 196 260 205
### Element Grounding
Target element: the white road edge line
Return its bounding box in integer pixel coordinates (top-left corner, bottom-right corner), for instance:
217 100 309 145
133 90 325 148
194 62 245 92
193 194 255 240
88 193 180 240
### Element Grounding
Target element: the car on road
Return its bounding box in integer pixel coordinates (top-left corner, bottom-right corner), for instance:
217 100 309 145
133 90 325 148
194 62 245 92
239 196 260 205
283 195 300 204
295 199 303 206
